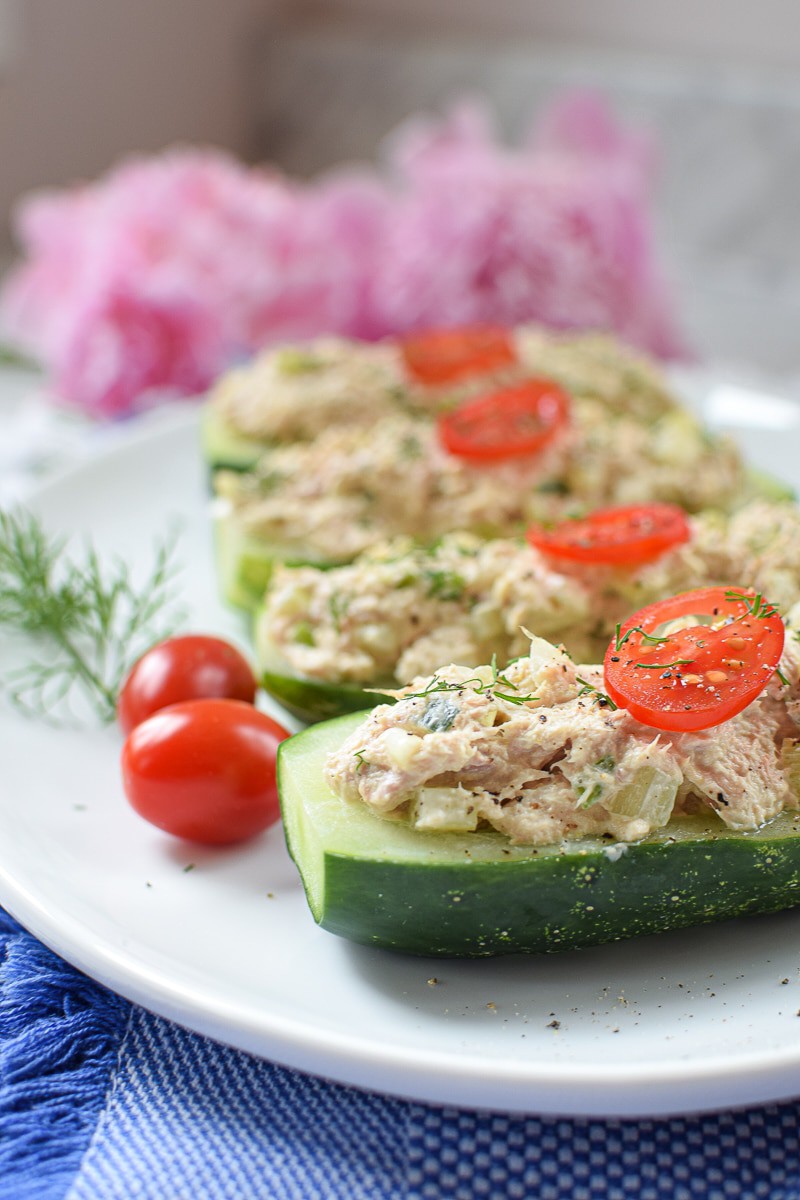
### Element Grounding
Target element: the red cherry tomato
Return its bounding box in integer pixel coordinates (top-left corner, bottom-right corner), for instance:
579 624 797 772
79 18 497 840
400 325 517 385
438 379 571 463
121 699 290 844
527 503 691 567
118 635 257 735
604 587 785 732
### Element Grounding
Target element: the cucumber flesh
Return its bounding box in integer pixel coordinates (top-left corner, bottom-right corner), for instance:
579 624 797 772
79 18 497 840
213 509 341 612
202 404 270 473
278 712 800 958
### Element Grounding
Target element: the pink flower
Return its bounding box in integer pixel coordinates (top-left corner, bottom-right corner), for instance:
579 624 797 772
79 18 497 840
373 93 684 357
0 94 684 418
57 284 225 418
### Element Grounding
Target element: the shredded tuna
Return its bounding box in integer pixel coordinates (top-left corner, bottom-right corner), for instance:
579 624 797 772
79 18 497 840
260 501 800 686
325 626 800 847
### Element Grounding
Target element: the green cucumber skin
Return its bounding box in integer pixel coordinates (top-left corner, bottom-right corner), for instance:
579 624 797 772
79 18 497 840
319 836 800 957
279 714 800 958
261 669 394 724
254 603 396 722
743 465 796 504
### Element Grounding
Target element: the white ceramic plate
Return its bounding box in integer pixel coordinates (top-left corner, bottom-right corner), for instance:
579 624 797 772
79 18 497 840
3 385 800 1120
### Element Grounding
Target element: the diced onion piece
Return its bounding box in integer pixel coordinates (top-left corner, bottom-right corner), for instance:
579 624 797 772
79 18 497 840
413 786 478 832
379 728 423 771
525 633 562 676
604 767 678 828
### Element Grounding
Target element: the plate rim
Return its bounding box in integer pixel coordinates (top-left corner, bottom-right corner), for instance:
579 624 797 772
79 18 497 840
3 396 800 1118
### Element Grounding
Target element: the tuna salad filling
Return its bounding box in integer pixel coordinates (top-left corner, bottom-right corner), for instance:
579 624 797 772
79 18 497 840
324 621 800 847
259 500 800 685
215 402 742 564
207 327 683 444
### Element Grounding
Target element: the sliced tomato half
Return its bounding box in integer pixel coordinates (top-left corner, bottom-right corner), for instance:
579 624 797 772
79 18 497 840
604 587 785 732
399 326 516 385
438 379 571 464
527 503 691 567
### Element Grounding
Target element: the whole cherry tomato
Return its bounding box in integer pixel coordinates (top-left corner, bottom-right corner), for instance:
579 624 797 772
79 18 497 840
118 635 257 735
399 325 517 385
438 379 571 463
604 587 785 732
527 503 691 567
121 698 290 844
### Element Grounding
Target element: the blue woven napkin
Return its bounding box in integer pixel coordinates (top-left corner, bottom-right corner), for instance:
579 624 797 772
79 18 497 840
2 908 800 1200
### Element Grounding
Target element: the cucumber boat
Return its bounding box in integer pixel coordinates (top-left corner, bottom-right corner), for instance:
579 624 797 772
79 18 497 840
256 624 393 723
278 712 800 957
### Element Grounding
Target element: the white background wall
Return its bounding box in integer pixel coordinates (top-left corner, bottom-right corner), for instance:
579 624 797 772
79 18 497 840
3 0 800 371
0 0 269 250
303 0 800 68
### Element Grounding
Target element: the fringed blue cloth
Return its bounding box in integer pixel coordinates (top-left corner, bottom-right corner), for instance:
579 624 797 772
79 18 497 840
3 907 800 1200
0 910 129 1199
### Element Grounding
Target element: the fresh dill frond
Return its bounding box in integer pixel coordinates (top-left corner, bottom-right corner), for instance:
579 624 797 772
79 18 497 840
0 508 185 725
576 676 618 711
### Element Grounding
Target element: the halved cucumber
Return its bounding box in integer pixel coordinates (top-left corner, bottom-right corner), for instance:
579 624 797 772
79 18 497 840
201 404 271 473
278 712 800 957
254 617 394 723
743 465 796 504
213 505 344 611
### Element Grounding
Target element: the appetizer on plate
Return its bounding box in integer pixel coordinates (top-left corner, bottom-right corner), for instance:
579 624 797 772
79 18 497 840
277 588 800 957
255 499 800 721
208 323 755 609
213 400 743 610
202 325 678 472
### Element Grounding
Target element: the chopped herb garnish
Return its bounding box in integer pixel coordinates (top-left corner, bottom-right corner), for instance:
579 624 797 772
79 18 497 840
634 659 695 670
328 592 349 631
404 668 537 707
776 666 791 687
614 623 669 652
724 590 780 620
576 676 618 710
423 568 466 602
399 434 423 459
535 478 570 496
353 749 368 772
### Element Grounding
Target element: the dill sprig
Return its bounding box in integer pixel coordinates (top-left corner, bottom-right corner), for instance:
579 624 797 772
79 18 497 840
402 655 538 707
0 508 185 725
613 623 669 652
724 589 780 620
576 676 618 710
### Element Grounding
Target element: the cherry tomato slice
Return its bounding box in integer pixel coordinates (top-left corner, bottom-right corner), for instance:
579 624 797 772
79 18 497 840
527 503 691 567
438 379 571 463
121 698 290 844
400 325 516 385
118 635 257 735
604 587 785 732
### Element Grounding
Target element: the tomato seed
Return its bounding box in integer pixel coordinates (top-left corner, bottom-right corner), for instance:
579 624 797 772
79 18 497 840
705 670 729 684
